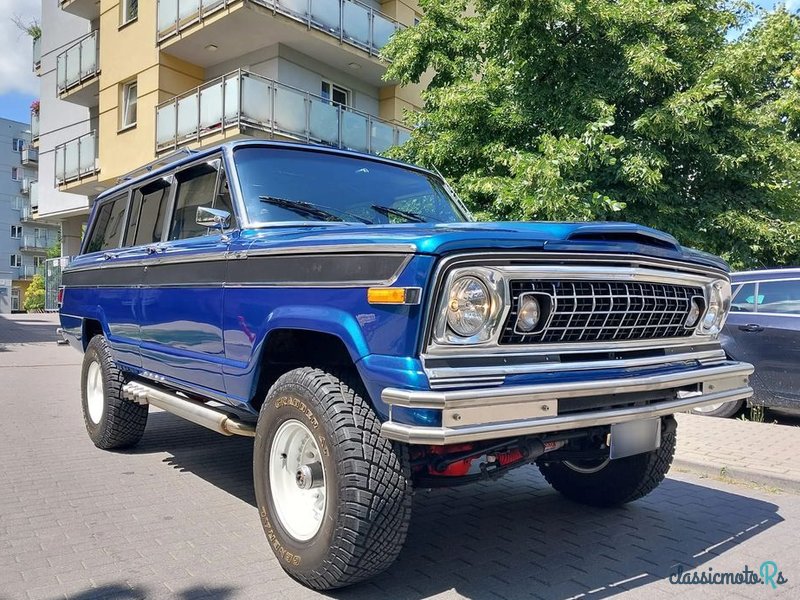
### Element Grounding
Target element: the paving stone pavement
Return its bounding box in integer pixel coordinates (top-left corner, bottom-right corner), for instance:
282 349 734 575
1 319 799 599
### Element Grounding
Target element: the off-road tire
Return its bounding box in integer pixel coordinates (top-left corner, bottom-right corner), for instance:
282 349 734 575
537 421 676 507
81 335 148 449
253 367 412 590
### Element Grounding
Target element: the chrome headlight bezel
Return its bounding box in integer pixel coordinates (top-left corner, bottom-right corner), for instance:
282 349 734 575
698 278 731 336
432 267 507 345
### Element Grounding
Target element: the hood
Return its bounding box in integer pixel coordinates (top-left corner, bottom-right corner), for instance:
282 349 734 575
240 221 729 272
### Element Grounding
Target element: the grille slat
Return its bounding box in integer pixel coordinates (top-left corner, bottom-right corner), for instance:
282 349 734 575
500 280 704 345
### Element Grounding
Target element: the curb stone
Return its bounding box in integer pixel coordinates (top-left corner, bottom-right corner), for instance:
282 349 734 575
672 457 800 493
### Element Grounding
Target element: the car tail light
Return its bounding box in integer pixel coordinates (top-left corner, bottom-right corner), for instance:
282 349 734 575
57 287 64 306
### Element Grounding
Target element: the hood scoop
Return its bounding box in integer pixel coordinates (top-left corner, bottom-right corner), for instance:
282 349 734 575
564 224 680 251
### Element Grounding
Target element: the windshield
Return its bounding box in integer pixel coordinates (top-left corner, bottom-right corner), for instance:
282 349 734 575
234 147 468 225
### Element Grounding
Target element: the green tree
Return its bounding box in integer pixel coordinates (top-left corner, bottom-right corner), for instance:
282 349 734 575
384 1 800 269
23 273 45 312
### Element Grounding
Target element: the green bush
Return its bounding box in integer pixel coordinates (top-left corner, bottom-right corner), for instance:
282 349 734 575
23 273 46 312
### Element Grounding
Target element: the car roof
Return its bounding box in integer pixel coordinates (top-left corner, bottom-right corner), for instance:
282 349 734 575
731 268 800 284
96 140 434 202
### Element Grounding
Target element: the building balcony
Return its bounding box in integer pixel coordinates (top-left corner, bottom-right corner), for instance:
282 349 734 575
20 205 38 223
18 265 39 280
31 112 40 145
20 236 53 254
32 36 41 72
30 180 39 212
55 131 99 192
21 178 33 195
156 69 410 155
157 0 402 86
56 31 100 106
59 0 100 20
21 147 38 166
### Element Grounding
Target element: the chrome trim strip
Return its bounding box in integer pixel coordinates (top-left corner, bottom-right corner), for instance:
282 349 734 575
383 361 753 410
424 348 727 383
244 243 418 256
381 384 753 445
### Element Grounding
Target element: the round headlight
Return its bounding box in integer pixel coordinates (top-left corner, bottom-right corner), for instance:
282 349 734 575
685 297 702 328
702 305 719 330
446 276 491 337
516 296 541 333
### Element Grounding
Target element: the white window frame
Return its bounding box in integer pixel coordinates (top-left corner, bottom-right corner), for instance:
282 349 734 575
11 167 21 181
121 80 138 129
10 254 22 268
11 225 22 239
12 138 24 151
121 0 138 25
33 256 45 268
321 80 351 108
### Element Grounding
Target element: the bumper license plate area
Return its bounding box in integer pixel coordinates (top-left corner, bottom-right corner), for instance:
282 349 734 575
610 418 661 459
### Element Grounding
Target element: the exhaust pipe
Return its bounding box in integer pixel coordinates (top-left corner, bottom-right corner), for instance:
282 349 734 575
122 381 255 437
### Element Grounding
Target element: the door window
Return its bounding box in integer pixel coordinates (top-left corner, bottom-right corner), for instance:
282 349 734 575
755 280 800 315
169 161 230 240
126 179 172 246
85 194 128 253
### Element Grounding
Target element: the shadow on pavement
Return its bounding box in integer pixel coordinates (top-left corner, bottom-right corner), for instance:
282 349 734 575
0 314 60 344
133 411 783 600
66 584 237 599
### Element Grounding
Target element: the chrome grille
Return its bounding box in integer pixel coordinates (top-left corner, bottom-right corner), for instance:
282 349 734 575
500 280 704 345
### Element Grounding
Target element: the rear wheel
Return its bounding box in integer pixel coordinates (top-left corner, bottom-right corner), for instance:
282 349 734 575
253 367 412 590
691 399 743 418
538 420 676 507
81 335 148 449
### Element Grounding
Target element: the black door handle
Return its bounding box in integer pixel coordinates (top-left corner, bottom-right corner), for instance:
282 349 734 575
738 324 764 333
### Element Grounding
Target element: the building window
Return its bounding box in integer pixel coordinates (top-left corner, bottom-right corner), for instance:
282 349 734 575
10 255 22 268
11 225 22 239
33 256 45 268
122 0 138 25
12 138 24 151
321 80 350 107
121 80 138 129
11 167 21 181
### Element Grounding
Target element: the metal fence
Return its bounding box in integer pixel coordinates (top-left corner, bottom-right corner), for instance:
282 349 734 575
44 257 72 312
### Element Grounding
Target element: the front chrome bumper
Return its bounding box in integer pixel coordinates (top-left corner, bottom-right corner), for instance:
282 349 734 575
381 361 754 445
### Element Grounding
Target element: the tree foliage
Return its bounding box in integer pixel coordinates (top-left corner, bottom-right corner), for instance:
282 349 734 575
23 274 45 312
383 1 800 269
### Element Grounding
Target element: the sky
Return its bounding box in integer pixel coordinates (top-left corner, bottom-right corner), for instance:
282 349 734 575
0 0 797 126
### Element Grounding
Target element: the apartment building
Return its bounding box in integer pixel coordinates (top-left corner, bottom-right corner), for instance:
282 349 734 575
0 118 59 313
35 0 424 241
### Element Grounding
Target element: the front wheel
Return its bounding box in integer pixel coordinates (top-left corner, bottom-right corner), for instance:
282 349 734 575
537 418 676 507
253 368 412 590
691 399 743 418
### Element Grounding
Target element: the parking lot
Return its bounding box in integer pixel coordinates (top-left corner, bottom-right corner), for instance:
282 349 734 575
1 314 799 600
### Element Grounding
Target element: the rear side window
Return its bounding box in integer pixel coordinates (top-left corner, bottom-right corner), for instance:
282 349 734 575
85 194 127 254
169 162 223 241
126 179 172 246
731 283 756 312
756 280 800 315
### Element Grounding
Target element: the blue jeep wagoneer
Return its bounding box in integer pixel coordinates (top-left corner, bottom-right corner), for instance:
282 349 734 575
60 141 754 589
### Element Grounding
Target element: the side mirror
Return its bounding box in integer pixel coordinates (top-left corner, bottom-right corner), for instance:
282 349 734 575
196 206 231 230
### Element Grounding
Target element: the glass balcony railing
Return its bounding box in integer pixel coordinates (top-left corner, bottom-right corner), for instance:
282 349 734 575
55 132 98 185
155 70 411 155
21 236 53 252
32 36 41 71
20 205 37 222
56 31 100 94
156 0 402 57
20 265 39 279
31 111 40 142
30 181 39 211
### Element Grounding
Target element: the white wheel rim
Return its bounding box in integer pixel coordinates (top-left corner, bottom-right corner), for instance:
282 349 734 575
86 360 104 424
693 403 723 413
564 457 610 474
269 419 327 541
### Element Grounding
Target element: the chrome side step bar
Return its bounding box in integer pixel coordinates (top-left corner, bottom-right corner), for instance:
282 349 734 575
122 381 255 437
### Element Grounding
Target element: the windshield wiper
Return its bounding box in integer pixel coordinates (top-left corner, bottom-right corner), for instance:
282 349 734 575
370 204 435 223
259 196 371 224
